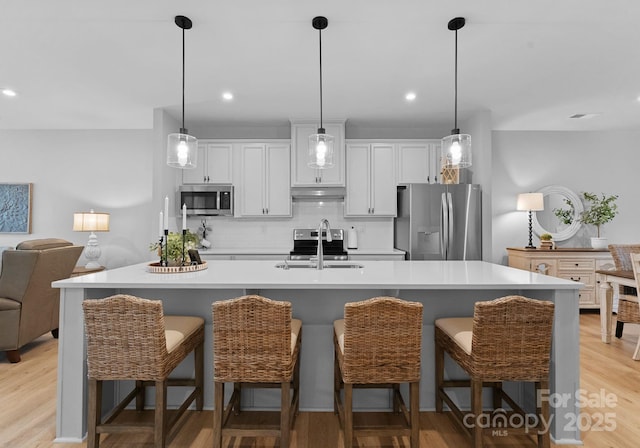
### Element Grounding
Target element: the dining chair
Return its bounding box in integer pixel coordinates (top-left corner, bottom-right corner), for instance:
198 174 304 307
82 294 204 448
607 244 640 338
435 295 554 448
629 253 640 360
333 296 423 448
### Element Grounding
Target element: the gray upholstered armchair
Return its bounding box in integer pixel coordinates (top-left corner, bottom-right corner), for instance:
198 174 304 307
0 239 83 362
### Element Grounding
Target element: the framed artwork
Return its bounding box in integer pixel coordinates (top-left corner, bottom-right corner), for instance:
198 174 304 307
0 183 33 233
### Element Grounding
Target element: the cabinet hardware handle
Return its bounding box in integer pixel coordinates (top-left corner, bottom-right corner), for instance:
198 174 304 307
266 208 269 214
575 263 579 266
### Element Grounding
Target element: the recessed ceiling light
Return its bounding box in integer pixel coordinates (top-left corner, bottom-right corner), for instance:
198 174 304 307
405 92 416 101
222 92 233 101
2 89 17 97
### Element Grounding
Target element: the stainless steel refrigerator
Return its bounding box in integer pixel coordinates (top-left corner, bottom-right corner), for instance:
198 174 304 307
394 184 482 260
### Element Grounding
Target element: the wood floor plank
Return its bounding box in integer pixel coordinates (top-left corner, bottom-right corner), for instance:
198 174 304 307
1 313 639 447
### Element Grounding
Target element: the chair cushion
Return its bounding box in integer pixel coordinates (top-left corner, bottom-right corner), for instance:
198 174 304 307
334 319 345 354
165 315 205 353
291 318 302 354
435 317 473 355
16 238 73 251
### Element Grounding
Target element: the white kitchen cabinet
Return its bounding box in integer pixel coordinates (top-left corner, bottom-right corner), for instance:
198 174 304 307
345 142 397 217
182 141 233 184
396 140 441 184
290 120 345 186
236 142 291 217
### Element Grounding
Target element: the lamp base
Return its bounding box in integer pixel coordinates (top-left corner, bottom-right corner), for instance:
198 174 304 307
524 245 537 250
84 261 103 269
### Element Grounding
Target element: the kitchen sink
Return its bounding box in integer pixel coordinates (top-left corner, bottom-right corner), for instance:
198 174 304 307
275 261 364 270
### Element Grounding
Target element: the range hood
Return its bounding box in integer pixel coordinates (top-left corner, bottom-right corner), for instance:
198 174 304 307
291 186 345 201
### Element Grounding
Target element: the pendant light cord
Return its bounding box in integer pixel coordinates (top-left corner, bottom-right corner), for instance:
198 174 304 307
318 27 324 129
454 28 458 131
181 26 186 131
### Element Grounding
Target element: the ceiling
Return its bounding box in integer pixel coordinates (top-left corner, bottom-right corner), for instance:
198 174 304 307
1 0 639 132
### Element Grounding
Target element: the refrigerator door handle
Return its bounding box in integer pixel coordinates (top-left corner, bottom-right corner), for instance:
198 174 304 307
447 192 454 259
441 192 448 259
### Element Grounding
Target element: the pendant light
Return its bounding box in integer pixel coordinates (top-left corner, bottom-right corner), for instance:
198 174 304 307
441 17 472 168
167 15 198 169
308 16 334 169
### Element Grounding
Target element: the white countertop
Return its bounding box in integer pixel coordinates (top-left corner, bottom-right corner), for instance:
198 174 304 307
54 260 580 291
346 248 405 255
197 248 405 256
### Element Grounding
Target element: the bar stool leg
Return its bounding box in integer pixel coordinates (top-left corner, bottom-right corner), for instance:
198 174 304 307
194 342 204 410
154 379 167 448
87 379 102 448
344 383 353 448
135 380 145 411
435 339 444 413
538 380 551 448
213 382 223 448
281 380 291 448
471 379 483 448
410 381 420 448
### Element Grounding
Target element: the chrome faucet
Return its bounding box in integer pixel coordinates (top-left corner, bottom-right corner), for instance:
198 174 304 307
316 219 332 270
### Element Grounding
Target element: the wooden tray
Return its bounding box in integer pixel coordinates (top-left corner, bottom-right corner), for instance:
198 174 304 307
147 261 208 274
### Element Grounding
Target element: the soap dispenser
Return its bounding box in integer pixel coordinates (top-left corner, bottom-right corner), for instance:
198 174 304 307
347 226 358 249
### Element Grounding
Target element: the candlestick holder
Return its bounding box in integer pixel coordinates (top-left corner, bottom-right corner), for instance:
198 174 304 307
158 235 164 266
182 229 187 266
163 229 169 267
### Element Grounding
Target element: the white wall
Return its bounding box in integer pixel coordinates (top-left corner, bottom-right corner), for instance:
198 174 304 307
491 130 640 264
0 130 153 268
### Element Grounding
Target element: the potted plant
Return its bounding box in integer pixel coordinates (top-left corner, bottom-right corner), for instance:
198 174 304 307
554 192 618 249
539 233 553 250
150 230 198 265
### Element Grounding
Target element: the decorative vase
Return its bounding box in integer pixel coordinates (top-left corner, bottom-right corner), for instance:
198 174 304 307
590 237 608 249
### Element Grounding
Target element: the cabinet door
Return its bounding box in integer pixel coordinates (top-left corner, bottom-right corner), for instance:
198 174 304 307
370 144 396 216
428 141 441 184
345 144 371 216
291 121 345 186
531 258 558 276
397 142 429 184
238 144 266 216
264 144 291 217
206 144 233 183
182 143 208 184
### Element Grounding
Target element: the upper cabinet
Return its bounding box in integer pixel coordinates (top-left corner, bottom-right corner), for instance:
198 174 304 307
182 141 233 184
290 120 345 186
345 142 397 217
235 142 291 218
396 140 441 184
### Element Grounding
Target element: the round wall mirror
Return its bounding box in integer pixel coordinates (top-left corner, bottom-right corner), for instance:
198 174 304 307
532 185 583 241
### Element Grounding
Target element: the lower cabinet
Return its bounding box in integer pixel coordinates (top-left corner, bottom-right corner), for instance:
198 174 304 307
507 248 614 309
348 253 405 261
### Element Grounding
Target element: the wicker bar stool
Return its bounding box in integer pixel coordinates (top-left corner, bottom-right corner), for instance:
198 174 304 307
212 295 302 448
608 244 640 338
333 296 423 448
435 295 554 448
82 294 204 448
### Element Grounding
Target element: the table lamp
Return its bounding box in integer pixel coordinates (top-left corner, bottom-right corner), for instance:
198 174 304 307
517 193 544 249
73 209 110 268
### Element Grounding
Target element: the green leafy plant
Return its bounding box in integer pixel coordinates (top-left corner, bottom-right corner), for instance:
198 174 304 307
554 192 619 238
540 233 553 241
150 230 198 264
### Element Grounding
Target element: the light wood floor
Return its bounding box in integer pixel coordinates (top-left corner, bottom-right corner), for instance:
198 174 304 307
1 312 639 448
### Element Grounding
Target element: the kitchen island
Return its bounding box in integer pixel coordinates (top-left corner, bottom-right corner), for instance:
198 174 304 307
53 260 582 444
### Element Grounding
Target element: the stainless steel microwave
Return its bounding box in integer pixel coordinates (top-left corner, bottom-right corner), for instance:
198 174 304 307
178 185 233 216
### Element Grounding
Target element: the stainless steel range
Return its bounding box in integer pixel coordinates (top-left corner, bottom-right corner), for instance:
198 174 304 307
289 228 348 260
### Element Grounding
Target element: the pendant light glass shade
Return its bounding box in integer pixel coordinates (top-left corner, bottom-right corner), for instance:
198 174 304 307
167 130 198 168
308 16 334 169
167 15 197 170
308 129 335 169
441 17 472 169
442 132 471 168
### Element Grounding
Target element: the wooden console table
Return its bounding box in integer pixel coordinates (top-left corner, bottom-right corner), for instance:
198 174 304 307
507 247 614 309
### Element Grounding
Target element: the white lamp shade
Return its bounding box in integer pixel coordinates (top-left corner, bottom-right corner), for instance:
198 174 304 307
167 132 198 169
73 211 110 232
308 132 335 169
441 133 472 168
517 193 544 211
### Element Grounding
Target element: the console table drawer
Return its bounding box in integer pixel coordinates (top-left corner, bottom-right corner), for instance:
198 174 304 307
558 272 594 287
558 259 595 271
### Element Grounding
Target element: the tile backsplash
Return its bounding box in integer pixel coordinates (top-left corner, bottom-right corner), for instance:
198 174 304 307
188 201 393 251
